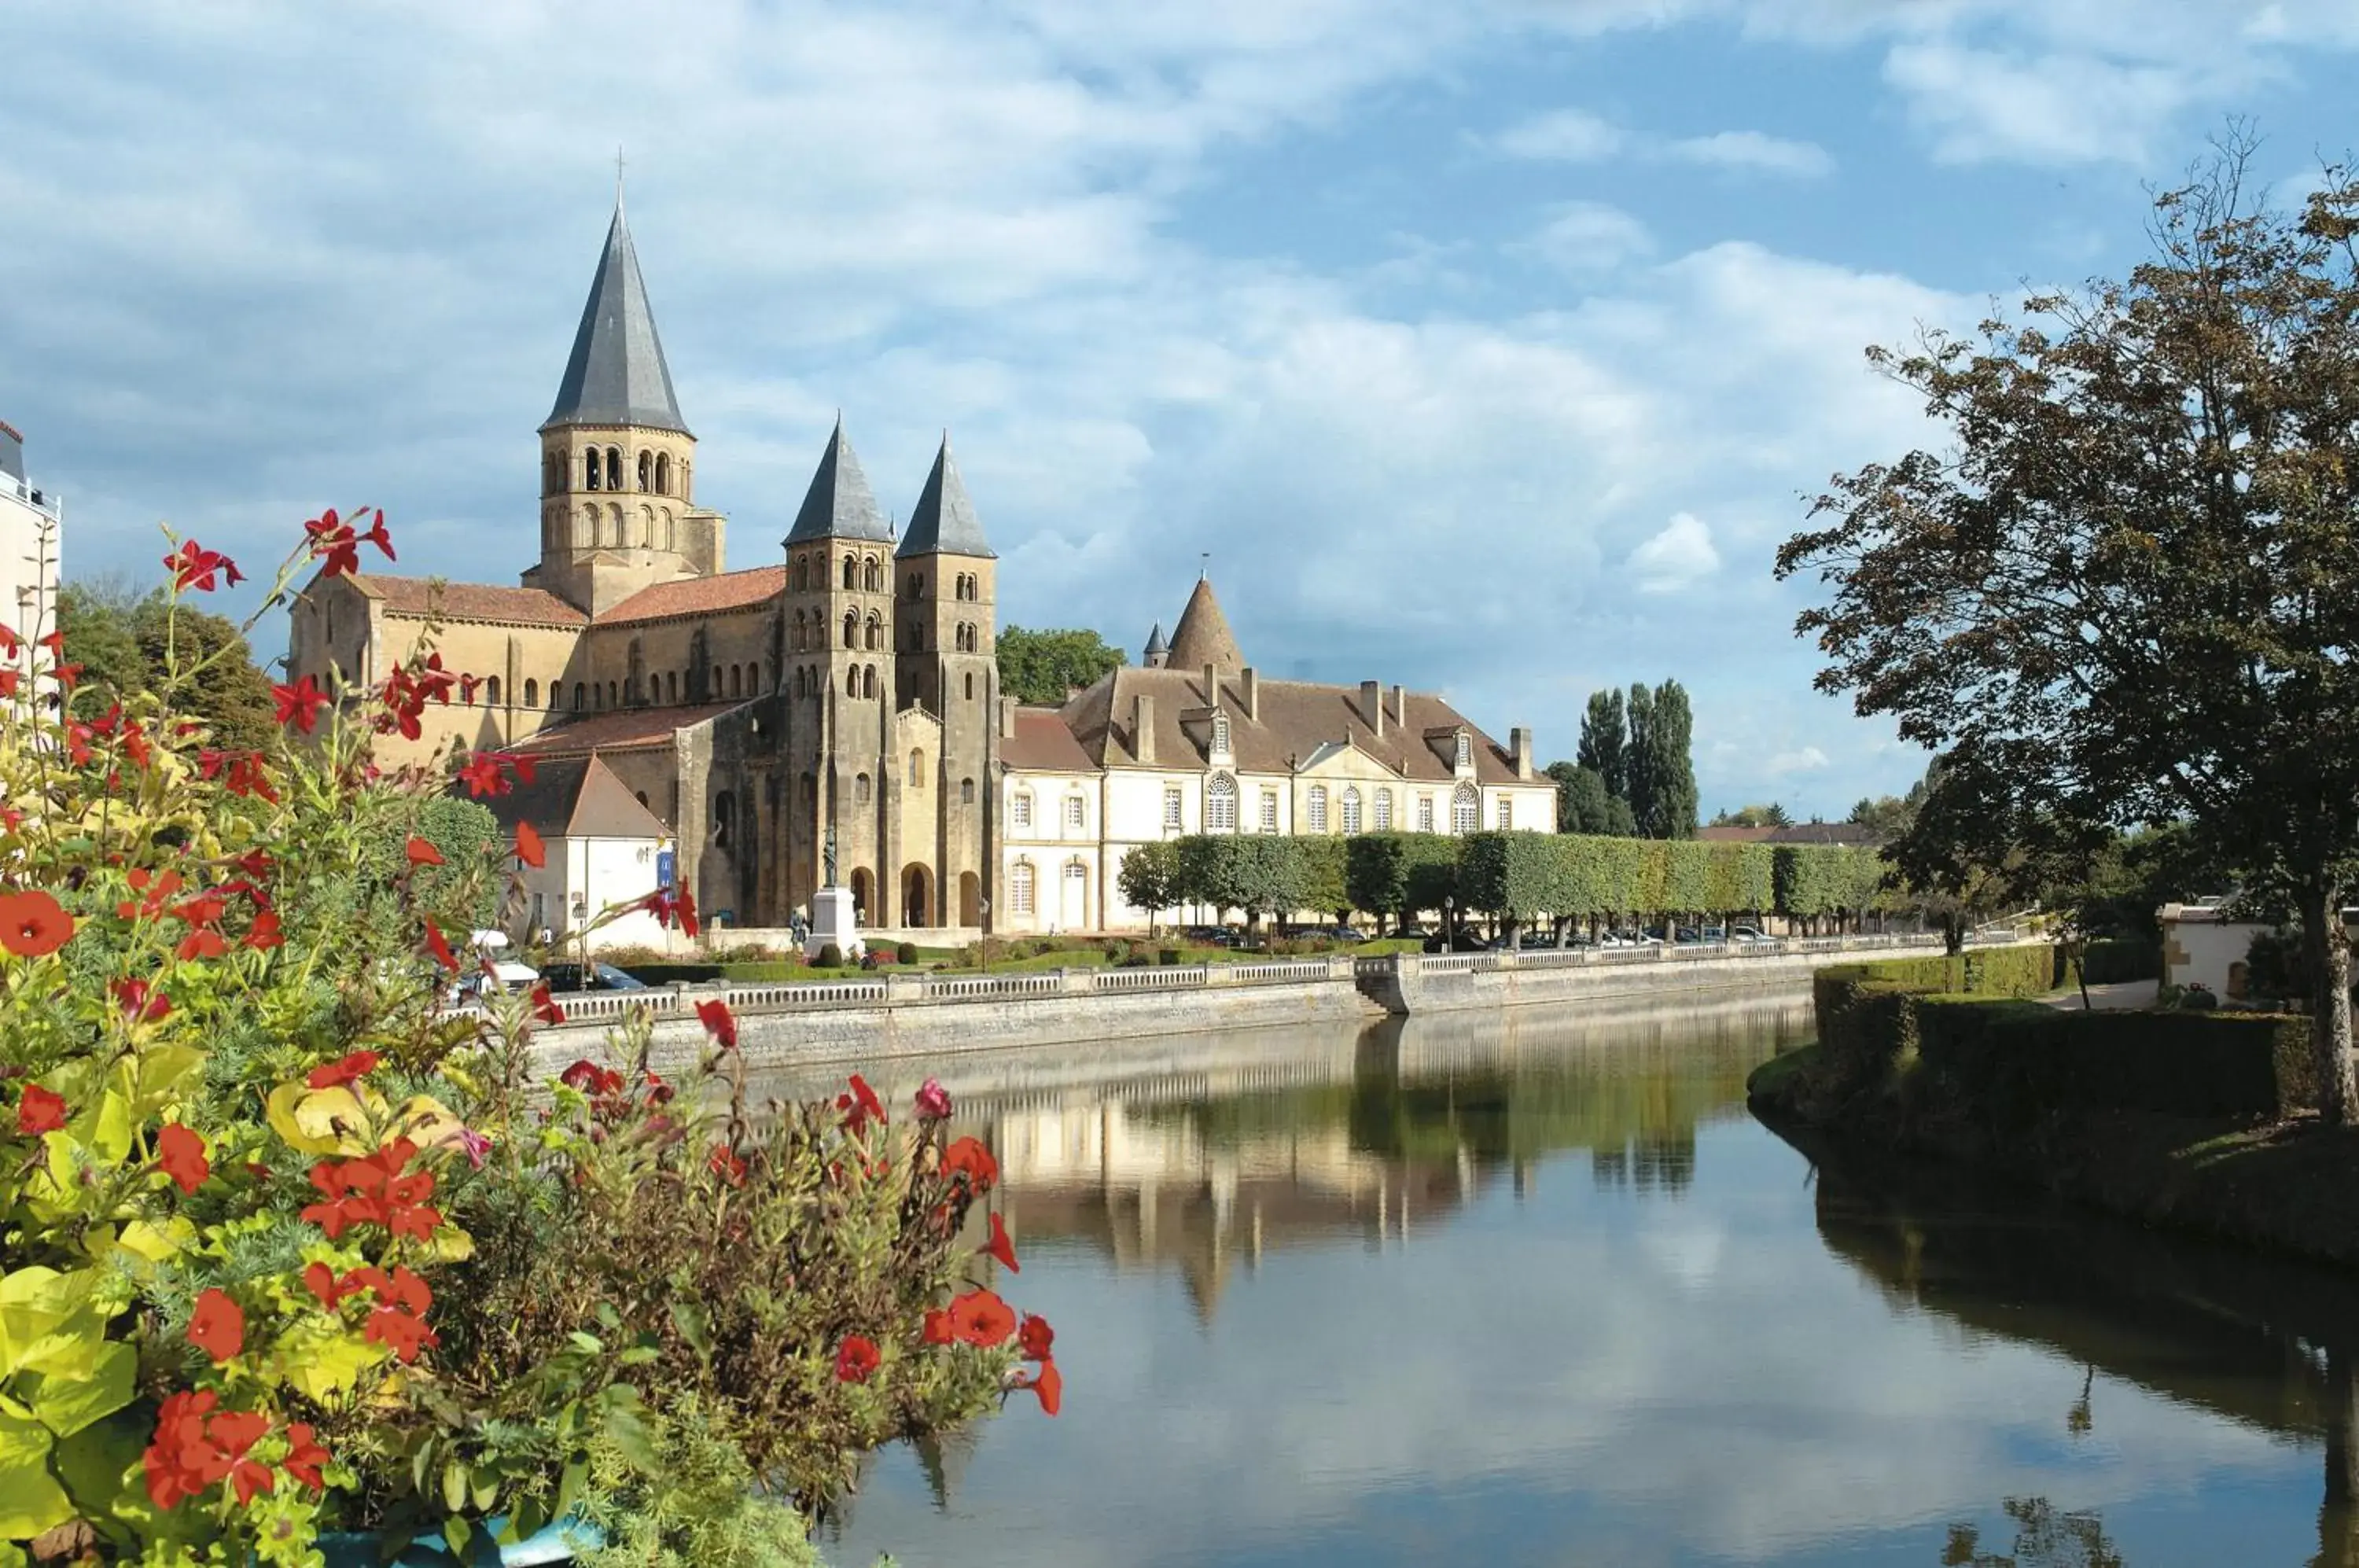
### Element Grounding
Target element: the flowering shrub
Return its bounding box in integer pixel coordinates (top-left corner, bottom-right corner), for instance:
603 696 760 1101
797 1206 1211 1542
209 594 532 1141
0 514 1053 1568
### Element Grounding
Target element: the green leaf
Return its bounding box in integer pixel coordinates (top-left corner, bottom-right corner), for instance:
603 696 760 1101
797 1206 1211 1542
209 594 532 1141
668 1300 712 1358
51 1419 142 1525
0 1408 72 1540
557 1459 587 1521
598 1392 657 1473
469 1472 497 1515
0 1270 102 1382
24 1342 133 1437
440 1459 467 1517
502 1495 548 1545
441 1515 470 1559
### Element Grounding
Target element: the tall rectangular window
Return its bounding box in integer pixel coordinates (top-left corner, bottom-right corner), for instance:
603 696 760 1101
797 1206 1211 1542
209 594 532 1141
1417 795 1434 833
1164 787 1183 830
1065 796 1086 832
1341 789 1362 834
1375 790 1394 831
1012 793 1033 830
1498 796 1513 830
1010 861 1035 915
1307 786 1328 833
1260 791 1279 833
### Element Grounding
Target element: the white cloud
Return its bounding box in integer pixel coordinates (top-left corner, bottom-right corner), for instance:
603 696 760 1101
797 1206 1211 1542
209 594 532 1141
1525 202 1654 273
1766 745 1831 775
1665 129 1834 177
1626 512 1723 594
1492 107 1625 162
1882 42 2196 165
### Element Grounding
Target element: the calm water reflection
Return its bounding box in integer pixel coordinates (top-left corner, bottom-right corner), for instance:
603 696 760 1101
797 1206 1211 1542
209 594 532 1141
752 1001 2359 1567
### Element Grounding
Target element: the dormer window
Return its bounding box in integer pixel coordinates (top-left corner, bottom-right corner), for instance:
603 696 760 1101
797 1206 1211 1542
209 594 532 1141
1212 713 1231 753
1455 732 1472 770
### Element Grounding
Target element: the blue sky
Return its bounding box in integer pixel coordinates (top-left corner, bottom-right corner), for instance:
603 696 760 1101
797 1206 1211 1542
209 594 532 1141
3 2 2355 819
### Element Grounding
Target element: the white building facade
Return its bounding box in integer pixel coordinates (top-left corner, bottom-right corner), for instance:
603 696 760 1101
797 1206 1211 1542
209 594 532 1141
0 421 62 713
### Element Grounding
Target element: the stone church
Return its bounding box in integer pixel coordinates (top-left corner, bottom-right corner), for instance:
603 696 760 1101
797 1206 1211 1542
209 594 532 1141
286 198 1554 940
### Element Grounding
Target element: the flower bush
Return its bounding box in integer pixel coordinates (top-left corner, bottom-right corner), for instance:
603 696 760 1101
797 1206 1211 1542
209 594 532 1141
0 514 1054 1568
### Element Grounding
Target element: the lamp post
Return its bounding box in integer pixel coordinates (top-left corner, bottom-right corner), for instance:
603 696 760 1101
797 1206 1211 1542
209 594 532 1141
979 897 992 975
1443 895 1456 952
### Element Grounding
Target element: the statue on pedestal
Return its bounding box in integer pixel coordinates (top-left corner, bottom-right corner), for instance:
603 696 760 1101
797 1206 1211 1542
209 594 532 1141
823 824 839 889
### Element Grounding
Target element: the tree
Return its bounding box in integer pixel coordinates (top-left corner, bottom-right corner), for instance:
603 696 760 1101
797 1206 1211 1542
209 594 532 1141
1624 682 1656 837
1577 690 1626 802
1710 803 1791 828
1117 841 1180 936
61 579 279 752
995 627 1124 705
1545 761 1617 834
1778 143 2359 1117
1644 680 1698 839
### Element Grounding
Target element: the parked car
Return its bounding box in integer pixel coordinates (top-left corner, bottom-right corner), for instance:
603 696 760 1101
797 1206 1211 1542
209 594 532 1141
1729 926 1768 944
539 961 649 994
1320 925 1367 944
1393 922 1432 941
1699 926 1727 942
447 959 541 1007
1423 926 1485 954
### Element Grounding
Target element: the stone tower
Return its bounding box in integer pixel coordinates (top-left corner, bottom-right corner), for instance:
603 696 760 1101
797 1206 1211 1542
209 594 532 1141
781 421 897 921
895 435 998 927
1142 622 1168 668
524 197 725 616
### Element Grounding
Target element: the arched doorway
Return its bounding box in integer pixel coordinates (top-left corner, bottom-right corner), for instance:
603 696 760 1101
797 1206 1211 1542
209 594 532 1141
902 863 933 929
959 870 981 927
848 867 874 926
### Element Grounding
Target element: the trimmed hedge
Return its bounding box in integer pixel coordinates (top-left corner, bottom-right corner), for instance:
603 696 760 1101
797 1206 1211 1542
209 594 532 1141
1913 996 2311 1119
2079 937 2161 985
609 962 725 984
1809 946 2066 1106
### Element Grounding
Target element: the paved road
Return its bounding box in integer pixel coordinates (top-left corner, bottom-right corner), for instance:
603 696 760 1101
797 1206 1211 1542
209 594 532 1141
2044 979 2160 1011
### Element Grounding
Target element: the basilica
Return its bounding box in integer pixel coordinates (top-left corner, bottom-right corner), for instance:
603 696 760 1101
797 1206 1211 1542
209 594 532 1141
285 199 1554 941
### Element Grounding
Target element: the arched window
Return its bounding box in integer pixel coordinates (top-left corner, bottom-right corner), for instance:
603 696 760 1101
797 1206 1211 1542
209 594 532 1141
909 749 925 786
608 503 624 546
573 683 585 712
655 452 671 495
847 666 860 698
963 671 976 701
585 450 602 491
712 791 734 849
606 681 619 710
961 777 975 804
638 451 653 491
1010 860 1036 916
865 613 881 651
593 684 604 712
639 505 653 545
1452 782 1479 834
1307 786 1329 834
1375 788 1394 831
793 667 806 698
524 678 539 708
791 612 804 651
487 675 502 708
1206 773 1238 833
666 671 678 703
862 665 876 699
843 554 859 591
855 773 873 805
1340 786 1361 834
605 448 622 491
908 572 923 600
864 558 881 592
729 666 742 699
793 557 808 592
843 611 859 649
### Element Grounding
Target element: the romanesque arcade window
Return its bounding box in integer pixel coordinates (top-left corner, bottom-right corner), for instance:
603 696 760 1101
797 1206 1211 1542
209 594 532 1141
961 778 975 804
486 676 502 707
1206 774 1238 834
843 555 859 591
574 683 586 712
862 666 876 698
524 679 539 708
843 612 859 650
864 558 882 592
854 774 872 805
639 451 654 491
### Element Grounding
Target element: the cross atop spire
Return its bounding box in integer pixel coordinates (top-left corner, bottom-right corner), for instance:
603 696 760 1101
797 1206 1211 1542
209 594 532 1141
542 197 689 436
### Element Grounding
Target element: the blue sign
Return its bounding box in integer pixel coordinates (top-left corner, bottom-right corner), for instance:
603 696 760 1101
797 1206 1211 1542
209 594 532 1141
657 849 675 889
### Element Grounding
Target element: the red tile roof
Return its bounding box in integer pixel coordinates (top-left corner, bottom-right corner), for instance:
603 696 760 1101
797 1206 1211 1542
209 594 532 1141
600 566 786 624
1001 707 1095 771
350 574 586 628
513 701 744 756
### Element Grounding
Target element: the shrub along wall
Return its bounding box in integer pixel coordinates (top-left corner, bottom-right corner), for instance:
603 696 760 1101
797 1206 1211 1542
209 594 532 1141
1808 947 2067 1106
2078 937 2162 985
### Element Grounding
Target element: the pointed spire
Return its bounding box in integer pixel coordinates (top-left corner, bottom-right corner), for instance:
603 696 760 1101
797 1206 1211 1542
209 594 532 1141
897 434 995 558
785 418 893 545
1166 576 1246 674
1143 621 1168 662
543 200 689 436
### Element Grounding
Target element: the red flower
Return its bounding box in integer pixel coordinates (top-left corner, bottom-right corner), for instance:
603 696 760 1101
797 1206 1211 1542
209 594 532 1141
157 1123 209 1195
164 539 244 593
186 1289 244 1363
423 921 458 972
529 981 565 1025
1018 1313 1054 1362
142 1390 230 1510
948 1288 1017 1349
404 836 443 867
301 1261 342 1310
696 998 738 1049
515 820 546 869
1014 1357 1063 1416
837 1073 885 1136
271 675 332 734
175 928 227 963
244 910 284 950
561 1058 624 1096
306 1051 377 1090
117 867 183 920
941 1136 998 1193
639 885 700 937
15 1083 65 1137
282 1423 330 1491
357 509 396 562
835 1335 881 1383
366 1303 439 1363
113 977 171 1025
923 1309 956 1345
0 890 72 958
982 1211 1021 1274
915 1077 951 1121
206 1408 274 1504
456 753 509 798
708 1146 748 1185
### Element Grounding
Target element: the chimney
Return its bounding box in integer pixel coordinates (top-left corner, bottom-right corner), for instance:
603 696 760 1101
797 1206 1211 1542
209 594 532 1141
1132 694 1156 764
1242 667 1259 720
1390 683 1406 727
999 696 1018 741
1360 679 1385 738
1510 727 1533 779
1203 663 1219 707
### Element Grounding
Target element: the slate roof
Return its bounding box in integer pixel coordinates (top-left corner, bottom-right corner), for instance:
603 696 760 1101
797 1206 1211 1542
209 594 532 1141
785 420 893 546
1143 623 1167 661
1164 577 1245 672
481 754 671 839
1054 666 1525 785
1000 707 1095 772
896 436 994 559
349 575 587 628
600 566 785 624
543 202 690 435
512 701 742 756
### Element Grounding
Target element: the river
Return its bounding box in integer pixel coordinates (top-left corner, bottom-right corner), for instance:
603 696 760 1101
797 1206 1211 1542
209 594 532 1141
750 997 2359 1567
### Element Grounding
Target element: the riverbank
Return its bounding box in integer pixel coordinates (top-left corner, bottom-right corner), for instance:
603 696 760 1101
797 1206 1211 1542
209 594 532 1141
1749 977 2359 1271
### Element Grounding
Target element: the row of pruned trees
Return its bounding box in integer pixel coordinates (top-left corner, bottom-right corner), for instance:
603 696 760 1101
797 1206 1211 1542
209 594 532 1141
1116 830 1901 937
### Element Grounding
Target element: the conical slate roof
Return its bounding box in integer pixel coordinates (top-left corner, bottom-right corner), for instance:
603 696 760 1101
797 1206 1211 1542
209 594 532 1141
896 436 995 558
1143 623 1167 657
785 419 894 545
543 203 690 436
1165 576 1245 672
